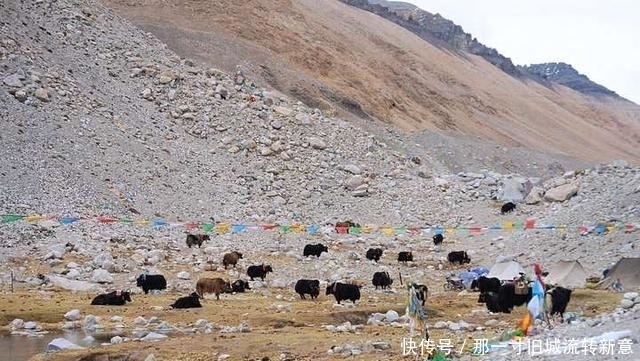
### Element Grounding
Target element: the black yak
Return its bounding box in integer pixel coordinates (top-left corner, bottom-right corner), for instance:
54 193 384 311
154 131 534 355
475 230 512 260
91 290 132 306
366 248 383 262
326 282 361 304
186 234 210 248
372 271 393 290
294 279 320 300
501 202 516 215
447 251 471 265
247 264 274 281
303 243 328 257
136 274 167 294
170 292 202 309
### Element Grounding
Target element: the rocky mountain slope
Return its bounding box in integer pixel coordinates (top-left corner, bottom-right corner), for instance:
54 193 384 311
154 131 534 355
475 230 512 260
100 0 640 165
0 0 638 264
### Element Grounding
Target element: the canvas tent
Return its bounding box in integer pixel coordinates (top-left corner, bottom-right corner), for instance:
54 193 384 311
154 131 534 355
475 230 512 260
597 258 640 291
487 260 525 281
545 260 587 289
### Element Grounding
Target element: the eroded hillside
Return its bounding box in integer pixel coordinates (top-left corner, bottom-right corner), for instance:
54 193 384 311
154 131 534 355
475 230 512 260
103 0 640 164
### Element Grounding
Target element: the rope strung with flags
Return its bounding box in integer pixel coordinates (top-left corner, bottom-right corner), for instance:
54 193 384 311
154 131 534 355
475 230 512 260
0 213 638 236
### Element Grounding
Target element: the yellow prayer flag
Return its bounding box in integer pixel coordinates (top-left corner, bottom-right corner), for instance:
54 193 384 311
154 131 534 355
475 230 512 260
134 219 150 226
290 224 306 233
25 214 46 222
380 226 394 235
606 226 615 233
445 228 455 234
503 221 515 230
216 222 231 234
361 225 374 234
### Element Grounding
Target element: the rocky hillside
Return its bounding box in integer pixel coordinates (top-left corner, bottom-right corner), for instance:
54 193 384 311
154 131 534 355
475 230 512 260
101 0 640 165
1 0 638 258
0 0 582 225
519 62 619 98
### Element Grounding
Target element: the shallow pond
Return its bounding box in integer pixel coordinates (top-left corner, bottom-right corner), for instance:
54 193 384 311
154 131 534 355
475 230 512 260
0 330 98 361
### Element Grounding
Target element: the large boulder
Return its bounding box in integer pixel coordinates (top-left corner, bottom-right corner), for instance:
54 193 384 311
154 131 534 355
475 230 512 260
46 338 84 352
544 183 579 202
524 186 544 205
64 309 81 321
93 253 113 268
91 269 113 284
47 275 104 292
497 177 527 202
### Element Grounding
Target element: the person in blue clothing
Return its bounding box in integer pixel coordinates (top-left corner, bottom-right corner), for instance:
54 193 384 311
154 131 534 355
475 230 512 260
611 278 624 292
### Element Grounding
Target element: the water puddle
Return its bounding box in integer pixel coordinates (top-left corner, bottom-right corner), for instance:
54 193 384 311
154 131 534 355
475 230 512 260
0 330 94 361
0 328 178 361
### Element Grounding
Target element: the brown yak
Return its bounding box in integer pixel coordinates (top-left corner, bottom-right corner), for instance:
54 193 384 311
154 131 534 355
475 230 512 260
222 251 243 269
195 277 232 300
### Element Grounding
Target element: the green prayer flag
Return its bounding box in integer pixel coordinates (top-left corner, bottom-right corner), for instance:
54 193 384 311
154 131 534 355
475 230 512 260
1 214 23 223
348 226 361 234
200 223 214 234
279 225 290 234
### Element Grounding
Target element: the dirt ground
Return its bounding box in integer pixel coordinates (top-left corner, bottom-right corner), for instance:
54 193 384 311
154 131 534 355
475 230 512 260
0 281 621 361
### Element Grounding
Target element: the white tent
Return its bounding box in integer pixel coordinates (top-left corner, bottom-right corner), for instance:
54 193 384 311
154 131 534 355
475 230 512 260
545 260 587 289
487 260 525 281
597 258 640 290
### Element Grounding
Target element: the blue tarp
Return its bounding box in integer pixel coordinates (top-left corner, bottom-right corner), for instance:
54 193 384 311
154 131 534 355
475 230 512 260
458 266 489 288
470 266 489 276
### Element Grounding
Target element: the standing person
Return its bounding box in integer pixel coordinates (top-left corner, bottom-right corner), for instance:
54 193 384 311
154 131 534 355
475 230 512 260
612 278 624 292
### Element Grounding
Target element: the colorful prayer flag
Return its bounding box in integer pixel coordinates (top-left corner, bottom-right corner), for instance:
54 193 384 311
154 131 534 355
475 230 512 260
1 214 23 223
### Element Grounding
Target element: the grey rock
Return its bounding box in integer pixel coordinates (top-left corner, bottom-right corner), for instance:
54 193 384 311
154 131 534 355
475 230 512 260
91 269 113 283
621 299 634 309
346 175 366 191
64 309 81 321
140 332 168 341
370 341 391 350
3 73 24 87
343 164 362 175
34 88 49 102
544 182 579 202
9 319 24 330
307 137 327 150
525 186 544 204
176 271 190 280
24 321 38 329
110 335 123 344
384 310 399 322
14 89 28 102
46 338 84 351
497 178 526 202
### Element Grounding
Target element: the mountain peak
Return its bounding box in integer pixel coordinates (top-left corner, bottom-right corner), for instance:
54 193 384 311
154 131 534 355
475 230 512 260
518 62 618 98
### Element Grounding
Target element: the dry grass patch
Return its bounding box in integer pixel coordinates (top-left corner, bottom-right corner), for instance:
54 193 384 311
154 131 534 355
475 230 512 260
2 285 622 361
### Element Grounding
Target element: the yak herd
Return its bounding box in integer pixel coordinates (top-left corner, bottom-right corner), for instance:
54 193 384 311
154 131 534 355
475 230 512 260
89 218 572 322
